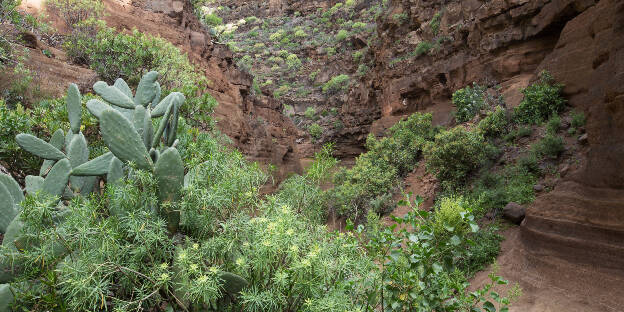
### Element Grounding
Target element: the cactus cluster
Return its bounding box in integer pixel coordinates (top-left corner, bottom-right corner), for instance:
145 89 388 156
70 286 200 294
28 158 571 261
10 71 186 234
0 73 247 310
85 71 185 233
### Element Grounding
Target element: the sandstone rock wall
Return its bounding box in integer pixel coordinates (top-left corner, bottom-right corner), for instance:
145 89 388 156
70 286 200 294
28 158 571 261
356 0 624 276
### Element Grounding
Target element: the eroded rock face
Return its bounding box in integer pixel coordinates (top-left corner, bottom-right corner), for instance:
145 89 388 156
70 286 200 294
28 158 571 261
345 0 600 148
101 0 303 181
351 0 624 275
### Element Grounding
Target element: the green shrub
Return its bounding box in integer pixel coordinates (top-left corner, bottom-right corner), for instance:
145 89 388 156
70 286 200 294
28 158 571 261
308 123 323 140
414 41 433 56
503 126 532 142
357 64 369 76
570 110 586 128
203 13 222 26
273 84 290 98
330 113 435 220
325 47 336 56
322 74 350 94
285 53 301 69
304 106 316 119
533 134 565 158
514 71 566 124
430 11 442 35
351 21 366 32
309 69 320 81
335 29 349 41
46 0 104 28
546 114 561 134
517 153 540 174
197 204 377 312
433 196 470 237
452 83 486 123
392 12 408 24
294 28 307 38
278 50 289 58
352 50 363 62
360 196 515 311
365 112 435 176
478 106 508 137
65 26 202 91
236 54 253 71
424 127 492 187
269 30 284 41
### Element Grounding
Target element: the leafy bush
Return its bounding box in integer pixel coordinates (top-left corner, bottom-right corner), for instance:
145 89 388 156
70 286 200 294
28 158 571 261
514 71 566 124
424 127 492 187
503 126 532 142
546 114 561 134
197 204 377 312
273 84 290 98
65 26 202 91
335 29 349 41
236 54 253 71
365 112 435 176
330 113 435 220
293 28 307 38
452 83 486 123
478 106 508 137
285 53 301 69
433 196 471 237
322 74 350 94
360 196 516 312
430 12 442 35
533 134 565 158
570 110 586 128
203 13 222 26
46 0 104 28
308 123 322 140
270 145 337 223
352 50 363 62
357 64 369 76
414 41 433 56
304 106 316 119
392 13 408 24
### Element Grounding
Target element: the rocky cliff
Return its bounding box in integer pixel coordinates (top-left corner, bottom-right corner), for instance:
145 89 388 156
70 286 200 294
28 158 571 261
17 0 303 181
357 0 624 310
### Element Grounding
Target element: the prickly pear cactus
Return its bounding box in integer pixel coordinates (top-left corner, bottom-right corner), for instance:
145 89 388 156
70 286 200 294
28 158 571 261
88 72 186 233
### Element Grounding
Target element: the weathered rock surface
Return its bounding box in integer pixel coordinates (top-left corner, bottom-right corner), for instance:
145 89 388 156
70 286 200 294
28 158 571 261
503 202 526 224
18 0 303 182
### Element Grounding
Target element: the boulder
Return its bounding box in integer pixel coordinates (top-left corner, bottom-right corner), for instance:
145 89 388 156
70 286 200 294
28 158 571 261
503 202 525 224
578 133 588 144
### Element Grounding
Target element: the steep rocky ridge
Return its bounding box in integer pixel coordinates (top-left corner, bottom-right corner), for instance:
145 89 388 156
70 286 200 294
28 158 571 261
359 0 624 310
18 0 303 180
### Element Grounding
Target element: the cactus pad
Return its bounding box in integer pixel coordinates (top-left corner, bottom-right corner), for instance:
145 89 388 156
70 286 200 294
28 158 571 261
66 83 82 134
107 156 124 184
41 158 71 198
134 71 159 107
67 133 89 192
15 134 66 160
71 152 114 176
25 175 44 195
86 99 112 119
93 81 136 109
113 78 134 99
100 109 153 170
0 174 23 206
0 183 18 233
